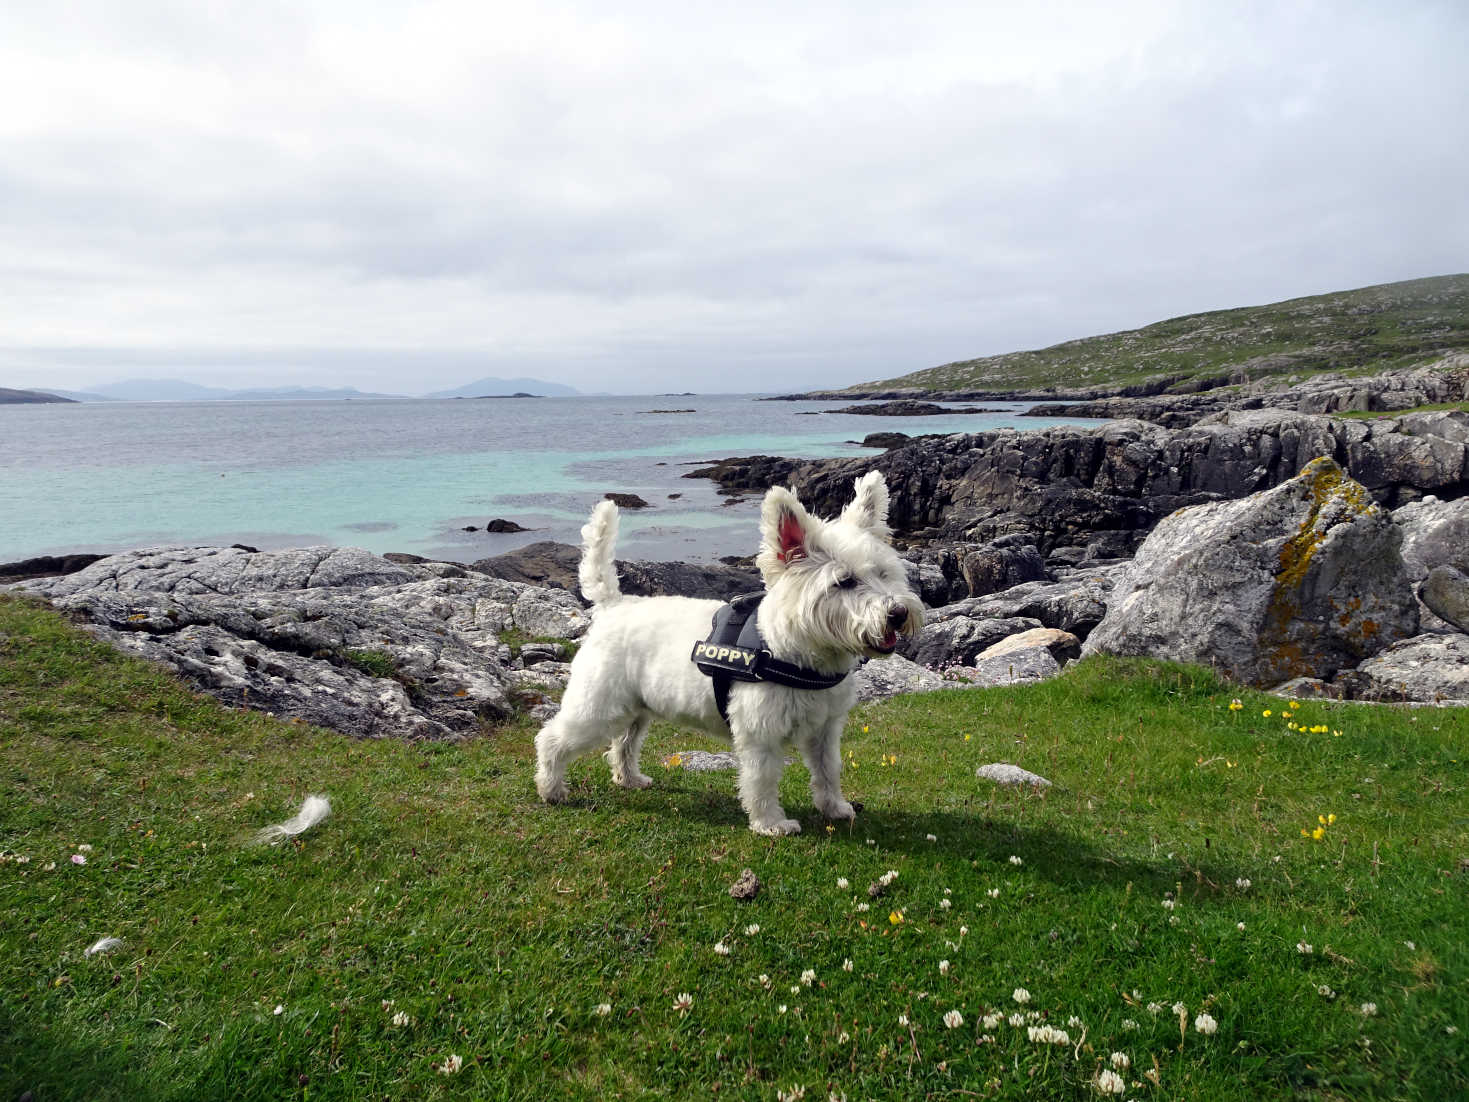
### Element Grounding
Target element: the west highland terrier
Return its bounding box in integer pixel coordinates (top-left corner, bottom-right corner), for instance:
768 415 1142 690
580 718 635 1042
534 471 922 835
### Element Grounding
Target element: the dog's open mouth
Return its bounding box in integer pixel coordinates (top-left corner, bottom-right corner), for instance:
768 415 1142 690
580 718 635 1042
869 629 899 655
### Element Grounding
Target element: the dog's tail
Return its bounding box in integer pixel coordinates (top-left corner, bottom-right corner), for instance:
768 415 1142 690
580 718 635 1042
579 500 622 607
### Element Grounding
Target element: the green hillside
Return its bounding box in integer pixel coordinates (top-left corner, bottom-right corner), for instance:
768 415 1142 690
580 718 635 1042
852 274 1469 394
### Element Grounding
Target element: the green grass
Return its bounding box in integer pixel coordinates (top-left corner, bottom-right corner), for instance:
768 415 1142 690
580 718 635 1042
845 273 1469 394
1335 401 1469 420
2 593 1466 1100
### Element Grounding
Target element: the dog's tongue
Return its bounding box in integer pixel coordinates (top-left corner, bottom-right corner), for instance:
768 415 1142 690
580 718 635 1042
881 628 897 650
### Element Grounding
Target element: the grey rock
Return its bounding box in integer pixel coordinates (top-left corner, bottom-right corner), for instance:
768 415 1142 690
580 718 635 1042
965 644 1061 686
932 565 1122 640
729 868 761 900
1342 633 1469 703
904 615 1043 669
852 654 947 701
1084 458 1419 685
1419 565 1469 633
518 641 567 666
1395 496 1469 581
15 545 595 739
470 541 761 601
976 627 1081 664
975 763 1052 787
1269 677 1343 700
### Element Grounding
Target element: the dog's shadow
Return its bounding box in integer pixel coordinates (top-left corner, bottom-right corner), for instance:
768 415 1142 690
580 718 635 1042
559 776 1240 903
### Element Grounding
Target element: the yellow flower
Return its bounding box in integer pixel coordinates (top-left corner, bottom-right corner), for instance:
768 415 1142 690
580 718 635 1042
1228 699 1243 711
862 725 869 734
1290 700 1301 710
1326 813 1336 825
964 734 971 741
1287 722 1298 731
889 910 904 925
1312 826 1325 840
1262 709 1272 717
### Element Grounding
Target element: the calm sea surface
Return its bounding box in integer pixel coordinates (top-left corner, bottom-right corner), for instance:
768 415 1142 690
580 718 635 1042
2 395 1100 564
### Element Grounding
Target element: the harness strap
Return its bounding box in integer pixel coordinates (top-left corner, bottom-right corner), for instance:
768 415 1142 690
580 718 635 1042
691 593 848 726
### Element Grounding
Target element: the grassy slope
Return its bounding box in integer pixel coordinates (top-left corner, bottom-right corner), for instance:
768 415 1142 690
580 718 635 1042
2 593 1466 1101
847 274 1469 394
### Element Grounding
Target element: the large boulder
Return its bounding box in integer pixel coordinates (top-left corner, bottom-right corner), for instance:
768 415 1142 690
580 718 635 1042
1083 458 1419 685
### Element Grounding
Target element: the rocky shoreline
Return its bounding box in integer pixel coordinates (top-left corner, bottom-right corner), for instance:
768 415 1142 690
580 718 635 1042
10 360 1469 737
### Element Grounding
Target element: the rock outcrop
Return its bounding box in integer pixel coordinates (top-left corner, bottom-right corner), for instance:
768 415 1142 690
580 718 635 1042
689 407 1469 556
1082 459 1419 685
469 541 761 600
15 546 591 739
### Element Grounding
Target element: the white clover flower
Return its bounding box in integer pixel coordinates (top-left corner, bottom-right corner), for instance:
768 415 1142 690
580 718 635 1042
1067 1015 1084 1029
1121 1018 1139 1031
77 844 93 853
1146 1002 1165 1016
1171 1002 1187 1017
758 974 771 988
898 1013 910 1027
1405 940 1416 950
1110 1051 1130 1070
800 969 816 987
1009 855 1023 866
987 888 1000 898
1012 987 1031 1005
959 926 968 936
672 992 693 1015
1026 1025 1069 1045
392 1010 413 1027
273 1005 284 1016
437 1053 463 1076
842 958 853 972
775 1086 805 1102
939 898 952 910
1297 941 1314 955
714 942 731 956
1237 922 1246 931
1360 1002 1378 1016
1235 877 1252 890
838 1030 850 1044
938 960 950 975
943 1010 963 1029
1317 985 1335 999
1161 898 1176 911
926 834 937 842
1007 1013 1025 1027
745 924 760 936
982 1012 1002 1029
855 902 870 912
837 877 849 890
778 1004 787 1014
1096 1068 1126 1095
791 986 801 995
593 1004 611 1017
1194 1012 1218 1035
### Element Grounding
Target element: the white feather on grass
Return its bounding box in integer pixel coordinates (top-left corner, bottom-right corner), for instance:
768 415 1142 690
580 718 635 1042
85 937 124 957
254 794 332 845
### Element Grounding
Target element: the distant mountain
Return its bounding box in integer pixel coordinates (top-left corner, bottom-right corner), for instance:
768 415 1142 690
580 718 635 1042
836 273 1469 395
81 379 407 402
31 388 116 402
423 376 580 398
0 387 75 404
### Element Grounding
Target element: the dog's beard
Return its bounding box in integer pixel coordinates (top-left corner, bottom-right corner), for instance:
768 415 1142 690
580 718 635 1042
767 580 921 663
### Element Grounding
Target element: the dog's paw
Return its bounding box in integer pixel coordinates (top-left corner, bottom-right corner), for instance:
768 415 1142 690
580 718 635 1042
617 772 654 790
751 818 802 836
537 779 570 804
821 799 857 822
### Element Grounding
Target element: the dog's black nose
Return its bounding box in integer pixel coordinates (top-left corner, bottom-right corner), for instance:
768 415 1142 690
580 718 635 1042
886 604 908 629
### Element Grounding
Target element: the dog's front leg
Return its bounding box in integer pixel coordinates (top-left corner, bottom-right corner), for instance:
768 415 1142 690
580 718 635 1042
733 731 801 836
799 717 855 822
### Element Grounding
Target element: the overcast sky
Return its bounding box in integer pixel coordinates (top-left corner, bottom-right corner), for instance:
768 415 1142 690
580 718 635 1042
2 0 1466 396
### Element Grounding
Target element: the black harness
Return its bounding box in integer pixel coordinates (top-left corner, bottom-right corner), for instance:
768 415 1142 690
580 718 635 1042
690 593 850 725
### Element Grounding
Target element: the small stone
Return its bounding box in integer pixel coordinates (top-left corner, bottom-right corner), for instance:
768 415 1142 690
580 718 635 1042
975 763 1052 787
729 868 760 901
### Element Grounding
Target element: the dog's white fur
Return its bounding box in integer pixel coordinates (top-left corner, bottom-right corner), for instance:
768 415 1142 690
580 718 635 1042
534 472 922 835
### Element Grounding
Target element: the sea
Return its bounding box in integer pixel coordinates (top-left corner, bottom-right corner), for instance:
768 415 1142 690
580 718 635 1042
1 394 1101 565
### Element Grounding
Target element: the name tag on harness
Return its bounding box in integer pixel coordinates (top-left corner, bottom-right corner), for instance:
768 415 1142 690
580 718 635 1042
691 639 763 679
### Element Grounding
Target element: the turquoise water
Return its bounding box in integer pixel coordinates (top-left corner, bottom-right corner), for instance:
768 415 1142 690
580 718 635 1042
2 395 1100 563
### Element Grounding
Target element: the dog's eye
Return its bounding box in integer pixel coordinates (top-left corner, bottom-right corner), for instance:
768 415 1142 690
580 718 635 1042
834 575 858 590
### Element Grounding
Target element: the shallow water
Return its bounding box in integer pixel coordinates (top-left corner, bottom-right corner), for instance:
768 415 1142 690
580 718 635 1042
2 394 1100 563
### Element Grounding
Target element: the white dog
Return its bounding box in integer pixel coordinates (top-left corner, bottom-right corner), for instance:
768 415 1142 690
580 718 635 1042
534 471 922 835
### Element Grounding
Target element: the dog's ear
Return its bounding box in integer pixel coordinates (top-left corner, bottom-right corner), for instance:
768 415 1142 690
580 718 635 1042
840 470 891 538
758 486 816 576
